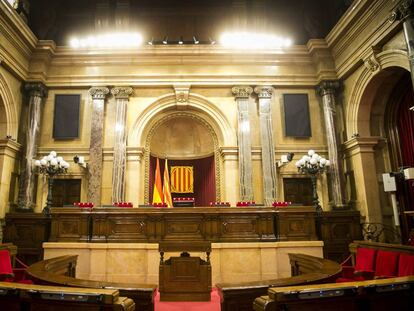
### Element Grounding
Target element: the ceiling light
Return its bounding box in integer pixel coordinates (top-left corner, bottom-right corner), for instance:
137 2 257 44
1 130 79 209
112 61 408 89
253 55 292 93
219 32 292 49
162 36 168 44
193 36 199 44
69 32 143 48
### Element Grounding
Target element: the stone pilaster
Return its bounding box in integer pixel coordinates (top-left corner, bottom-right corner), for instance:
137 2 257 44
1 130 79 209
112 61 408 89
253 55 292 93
232 86 253 201
254 86 277 205
317 81 347 209
110 86 133 203
88 87 109 206
390 0 414 96
17 82 48 210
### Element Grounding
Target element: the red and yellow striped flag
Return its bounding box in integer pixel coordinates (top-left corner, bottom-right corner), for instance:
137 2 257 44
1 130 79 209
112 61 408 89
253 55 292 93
171 166 194 193
152 158 164 204
163 159 173 208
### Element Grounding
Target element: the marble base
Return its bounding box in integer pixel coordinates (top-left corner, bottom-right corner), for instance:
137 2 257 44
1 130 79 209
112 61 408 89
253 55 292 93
43 241 323 284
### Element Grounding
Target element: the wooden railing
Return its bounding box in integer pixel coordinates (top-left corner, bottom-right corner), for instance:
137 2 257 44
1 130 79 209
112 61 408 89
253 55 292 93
0 281 135 311
26 255 157 311
253 276 414 311
216 253 341 311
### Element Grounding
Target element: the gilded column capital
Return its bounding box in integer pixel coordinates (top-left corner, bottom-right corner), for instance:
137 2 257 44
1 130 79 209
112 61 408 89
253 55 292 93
389 0 413 23
89 87 110 100
254 86 273 99
317 80 340 97
111 86 133 99
232 86 253 99
24 82 48 98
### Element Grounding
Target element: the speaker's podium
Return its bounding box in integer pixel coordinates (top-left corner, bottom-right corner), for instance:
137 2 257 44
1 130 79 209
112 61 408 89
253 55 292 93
158 241 211 301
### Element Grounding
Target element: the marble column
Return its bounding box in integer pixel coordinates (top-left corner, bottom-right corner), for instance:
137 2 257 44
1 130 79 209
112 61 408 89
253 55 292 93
17 82 48 210
232 86 254 201
88 87 109 206
110 86 133 203
390 0 414 93
254 86 277 205
317 81 347 209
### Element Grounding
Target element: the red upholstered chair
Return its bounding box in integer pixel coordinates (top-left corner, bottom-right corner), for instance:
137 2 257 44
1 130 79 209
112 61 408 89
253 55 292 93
398 253 414 277
374 250 399 278
0 249 32 284
336 247 376 282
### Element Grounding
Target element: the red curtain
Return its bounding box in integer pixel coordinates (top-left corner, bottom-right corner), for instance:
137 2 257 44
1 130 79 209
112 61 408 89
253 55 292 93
397 89 414 212
149 155 216 206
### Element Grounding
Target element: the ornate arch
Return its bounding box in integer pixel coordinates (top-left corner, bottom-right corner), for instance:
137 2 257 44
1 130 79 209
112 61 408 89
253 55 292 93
346 49 409 138
0 72 18 138
143 111 221 203
129 92 235 147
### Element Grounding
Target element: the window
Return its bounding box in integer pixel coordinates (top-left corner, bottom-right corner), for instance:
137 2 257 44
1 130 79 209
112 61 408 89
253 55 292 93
283 94 312 137
53 94 80 139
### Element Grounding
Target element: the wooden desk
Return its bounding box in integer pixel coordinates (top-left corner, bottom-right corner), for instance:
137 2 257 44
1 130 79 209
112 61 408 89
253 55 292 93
159 241 212 301
49 206 317 243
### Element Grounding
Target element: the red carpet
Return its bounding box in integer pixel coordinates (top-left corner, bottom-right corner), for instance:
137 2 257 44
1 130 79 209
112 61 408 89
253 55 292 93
154 288 221 311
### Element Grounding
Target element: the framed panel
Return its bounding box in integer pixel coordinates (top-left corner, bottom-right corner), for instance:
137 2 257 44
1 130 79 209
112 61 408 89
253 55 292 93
53 94 80 139
283 94 312 137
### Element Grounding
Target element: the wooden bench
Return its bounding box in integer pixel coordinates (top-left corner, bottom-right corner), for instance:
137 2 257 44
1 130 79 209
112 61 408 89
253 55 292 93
26 255 156 311
216 253 341 311
253 276 414 311
0 281 135 311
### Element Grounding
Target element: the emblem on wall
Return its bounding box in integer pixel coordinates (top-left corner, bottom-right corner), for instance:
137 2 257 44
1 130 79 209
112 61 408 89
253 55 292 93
170 166 194 193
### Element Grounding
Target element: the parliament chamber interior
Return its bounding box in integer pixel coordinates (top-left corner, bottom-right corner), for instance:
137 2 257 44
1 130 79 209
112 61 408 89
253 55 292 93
1 0 414 310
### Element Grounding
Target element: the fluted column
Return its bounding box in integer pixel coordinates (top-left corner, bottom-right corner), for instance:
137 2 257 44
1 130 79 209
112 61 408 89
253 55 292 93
254 86 277 205
88 87 109 206
110 86 133 203
390 0 414 93
317 81 347 209
17 82 48 210
232 86 253 201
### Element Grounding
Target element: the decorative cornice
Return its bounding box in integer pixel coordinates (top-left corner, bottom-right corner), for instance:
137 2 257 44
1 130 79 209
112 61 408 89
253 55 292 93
317 80 340 97
24 82 48 98
254 86 273 99
232 86 253 99
111 86 133 99
389 0 413 22
88 86 110 99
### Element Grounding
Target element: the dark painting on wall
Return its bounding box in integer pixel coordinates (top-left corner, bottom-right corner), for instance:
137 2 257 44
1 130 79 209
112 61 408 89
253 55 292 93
283 94 312 137
53 94 80 139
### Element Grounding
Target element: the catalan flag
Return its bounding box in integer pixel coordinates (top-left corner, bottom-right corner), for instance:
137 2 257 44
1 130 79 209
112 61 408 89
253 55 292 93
152 158 164 204
163 159 173 208
171 166 194 193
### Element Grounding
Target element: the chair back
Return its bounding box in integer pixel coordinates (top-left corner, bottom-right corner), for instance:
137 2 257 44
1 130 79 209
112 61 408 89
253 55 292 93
398 253 414 277
0 249 13 276
354 247 376 272
375 250 399 278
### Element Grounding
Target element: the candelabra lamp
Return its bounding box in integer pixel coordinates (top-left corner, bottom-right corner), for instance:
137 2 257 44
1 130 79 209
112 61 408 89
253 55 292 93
34 151 70 214
295 150 330 214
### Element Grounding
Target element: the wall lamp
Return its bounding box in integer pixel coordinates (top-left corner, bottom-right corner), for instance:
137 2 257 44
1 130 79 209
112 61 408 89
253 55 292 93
162 36 168 44
193 36 199 44
73 155 88 169
277 152 295 167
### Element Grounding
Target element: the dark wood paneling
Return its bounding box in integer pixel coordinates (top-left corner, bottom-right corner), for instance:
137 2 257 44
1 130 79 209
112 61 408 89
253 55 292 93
3 213 51 265
52 179 81 207
49 206 317 243
320 211 362 262
283 178 313 205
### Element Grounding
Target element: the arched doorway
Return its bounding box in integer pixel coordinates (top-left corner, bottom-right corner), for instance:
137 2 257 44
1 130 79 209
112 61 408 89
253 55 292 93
384 70 414 242
359 66 414 243
146 113 219 206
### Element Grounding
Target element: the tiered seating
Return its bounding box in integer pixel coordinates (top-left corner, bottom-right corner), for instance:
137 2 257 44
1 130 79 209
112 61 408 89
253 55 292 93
336 241 414 282
0 281 135 311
